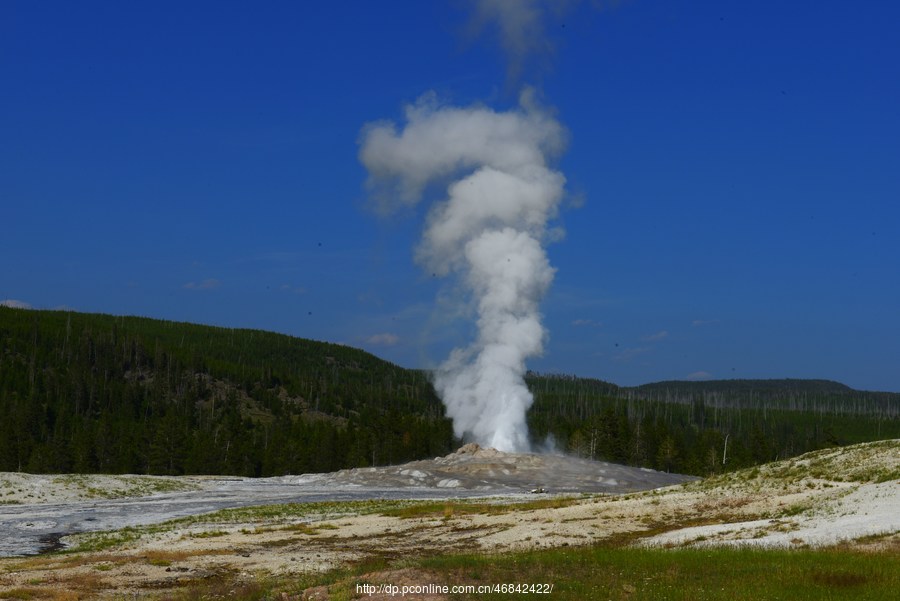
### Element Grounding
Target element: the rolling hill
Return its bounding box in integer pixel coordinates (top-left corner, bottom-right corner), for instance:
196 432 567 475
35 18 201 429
1 307 897 477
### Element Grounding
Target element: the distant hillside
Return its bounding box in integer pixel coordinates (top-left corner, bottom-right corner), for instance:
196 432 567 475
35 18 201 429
2 307 898 479
0 307 453 476
526 372 898 475
633 378 854 395
622 378 899 416
528 373 899 417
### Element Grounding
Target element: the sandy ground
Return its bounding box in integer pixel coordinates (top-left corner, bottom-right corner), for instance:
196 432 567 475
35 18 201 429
0 441 896 599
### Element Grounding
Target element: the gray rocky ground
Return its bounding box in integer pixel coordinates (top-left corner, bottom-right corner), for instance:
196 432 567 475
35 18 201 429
0 444 692 557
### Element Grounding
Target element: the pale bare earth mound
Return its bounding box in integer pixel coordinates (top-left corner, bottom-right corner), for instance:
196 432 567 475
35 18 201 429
643 439 900 549
0 473 200 505
303 443 693 493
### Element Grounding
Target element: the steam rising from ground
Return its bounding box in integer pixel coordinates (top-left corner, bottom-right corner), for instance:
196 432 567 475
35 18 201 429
359 91 567 452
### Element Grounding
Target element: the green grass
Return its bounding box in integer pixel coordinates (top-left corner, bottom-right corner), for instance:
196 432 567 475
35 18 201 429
66 526 145 553
160 544 898 601
379 497 581 519
417 546 899 600
185 529 228 538
0 587 42 600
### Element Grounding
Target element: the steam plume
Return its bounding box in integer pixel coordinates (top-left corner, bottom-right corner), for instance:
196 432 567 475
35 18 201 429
359 90 566 452
468 0 552 82
359 0 572 452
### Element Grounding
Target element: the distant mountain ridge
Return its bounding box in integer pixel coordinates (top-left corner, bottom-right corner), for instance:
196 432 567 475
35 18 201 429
632 379 855 395
623 378 900 408
526 373 899 412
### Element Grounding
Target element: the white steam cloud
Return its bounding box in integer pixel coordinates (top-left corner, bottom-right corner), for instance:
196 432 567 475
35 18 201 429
468 0 552 82
359 90 567 452
359 0 574 452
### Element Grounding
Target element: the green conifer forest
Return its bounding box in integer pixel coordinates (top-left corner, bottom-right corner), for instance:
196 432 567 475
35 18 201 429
1 307 897 477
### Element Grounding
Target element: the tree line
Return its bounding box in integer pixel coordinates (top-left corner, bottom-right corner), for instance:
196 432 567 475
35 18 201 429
526 372 899 474
1 307 896 478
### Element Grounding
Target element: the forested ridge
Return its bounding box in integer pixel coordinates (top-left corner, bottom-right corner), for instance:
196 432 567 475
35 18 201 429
1 307 897 478
526 373 898 475
0 307 452 476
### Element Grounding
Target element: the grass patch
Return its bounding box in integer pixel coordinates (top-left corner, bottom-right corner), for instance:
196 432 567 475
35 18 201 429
164 579 273 601
0 588 43 600
159 557 398 601
281 522 334 535
417 546 899 600
186 529 228 538
782 502 813 517
380 497 580 519
161 545 897 601
64 526 144 553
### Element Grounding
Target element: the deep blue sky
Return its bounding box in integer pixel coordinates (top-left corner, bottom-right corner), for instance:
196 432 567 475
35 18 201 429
2 1 898 391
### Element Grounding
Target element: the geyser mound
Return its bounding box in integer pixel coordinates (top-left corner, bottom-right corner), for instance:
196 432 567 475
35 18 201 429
317 443 696 494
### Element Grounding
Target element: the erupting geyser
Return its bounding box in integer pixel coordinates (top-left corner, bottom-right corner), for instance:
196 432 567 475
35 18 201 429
359 0 572 453
359 90 567 452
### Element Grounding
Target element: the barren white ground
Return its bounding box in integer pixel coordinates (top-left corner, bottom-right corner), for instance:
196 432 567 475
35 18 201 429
0 443 691 557
0 440 896 599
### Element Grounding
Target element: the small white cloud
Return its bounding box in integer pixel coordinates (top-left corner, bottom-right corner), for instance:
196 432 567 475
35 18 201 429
615 346 651 362
183 278 221 291
642 330 668 342
692 319 720 327
687 371 713 380
546 226 566 243
280 284 307 295
566 191 586 209
1 299 32 309
366 333 400 346
572 318 602 327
